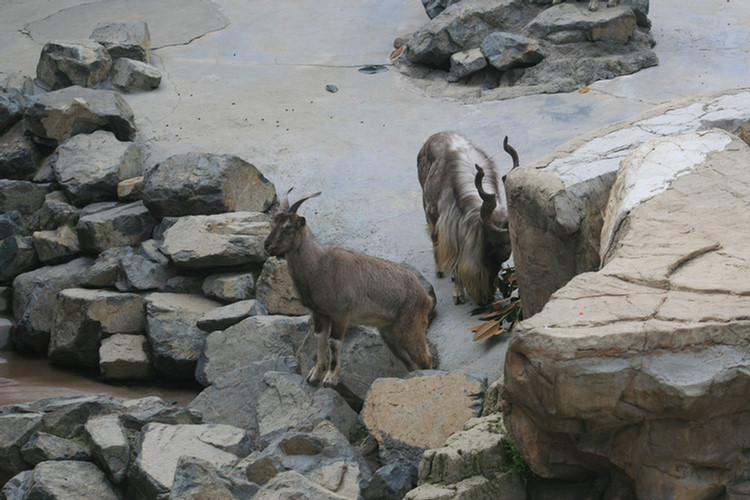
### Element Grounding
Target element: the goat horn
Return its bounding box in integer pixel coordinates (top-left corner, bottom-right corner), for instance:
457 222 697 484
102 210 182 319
475 165 508 241
289 191 322 213
503 136 519 169
279 187 294 212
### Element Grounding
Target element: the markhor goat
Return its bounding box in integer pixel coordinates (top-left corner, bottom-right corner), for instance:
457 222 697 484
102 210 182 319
417 131 518 305
264 190 433 388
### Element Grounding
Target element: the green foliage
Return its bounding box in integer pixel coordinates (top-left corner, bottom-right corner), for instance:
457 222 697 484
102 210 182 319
470 267 523 341
504 439 534 485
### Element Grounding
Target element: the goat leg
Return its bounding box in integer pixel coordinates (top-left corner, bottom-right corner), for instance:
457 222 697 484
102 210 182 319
306 314 330 386
322 318 348 388
452 276 466 305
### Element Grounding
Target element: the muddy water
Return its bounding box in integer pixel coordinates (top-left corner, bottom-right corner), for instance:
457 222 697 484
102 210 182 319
0 350 200 407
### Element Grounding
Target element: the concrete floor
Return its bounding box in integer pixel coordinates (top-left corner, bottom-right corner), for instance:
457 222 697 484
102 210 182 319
2 0 749 379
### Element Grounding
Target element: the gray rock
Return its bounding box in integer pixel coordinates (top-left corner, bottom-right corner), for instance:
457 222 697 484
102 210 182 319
128 422 250 499
144 292 221 381
0 121 49 181
76 201 155 252
0 470 32 500
0 236 37 284
31 225 81 264
90 20 152 62
480 31 544 71
0 210 25 239
360 371 487 481
189 357 301 443
201 271 256 302
255 257 307 315
49 288 145 369
404 0 533 68
0 81 26 134
20 431 90 466
523 3 636 44
84 414 130 484
51 129 142 206
115 243 175 292
0 286 10 313
195 315 307 386
253 470 354 500
163 275 206 295
422 0 462 19
25 394 125 439
23 460 119 500
38 197 79 230
11 257 93 355
99 334 154 381
254 372 359 447
111 58 162 91
242 420 371 498
363 463 414 500
295 325 410 407
0 317 11 350
35 40 112 91
23 85 136 146
170 455 260 500
0 412 43 485
159 212 271 269
77 246 130 287
120 399 202 432
196 299 268 332
0 179 52 215
143 152 276 218
448 47 488 80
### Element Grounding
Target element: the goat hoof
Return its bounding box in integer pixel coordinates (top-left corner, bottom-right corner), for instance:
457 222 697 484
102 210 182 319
306 366 324 386
322 373 340 388
453 295 465 305
436 271 444 279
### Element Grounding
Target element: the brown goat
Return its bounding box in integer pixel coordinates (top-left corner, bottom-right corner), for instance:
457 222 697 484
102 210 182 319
264 190 433 388
417 131 518 305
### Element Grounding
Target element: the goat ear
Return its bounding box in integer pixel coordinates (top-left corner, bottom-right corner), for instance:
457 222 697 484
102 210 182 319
296 216 306 228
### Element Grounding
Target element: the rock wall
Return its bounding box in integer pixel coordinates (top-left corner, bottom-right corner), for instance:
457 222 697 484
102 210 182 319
503 90 750 499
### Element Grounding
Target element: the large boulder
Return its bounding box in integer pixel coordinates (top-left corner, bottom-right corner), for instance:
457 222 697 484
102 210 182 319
159 212 271 269
51 130 142 206
90 20 152 63
128 423 251 500
142 152 276 218
11 257 93 355
195 314 307 386
48 288 145 369
0 413 42 485
35 40 112 90
522 3 637 44
16 460 120 500
360 371 487 482
0 121 49 181
76 201 155 252
505 88 750 317
23 86 136 146
503 128 750 498
144 292 221 381
111 58 162 92
255 257 308 315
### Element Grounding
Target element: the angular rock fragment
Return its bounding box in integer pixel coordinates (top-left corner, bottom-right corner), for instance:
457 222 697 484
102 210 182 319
480 31 544 71
111 58 162 91
0 179 52 215
84 414 131 483
90 20 152 62
52 129 142 205
35 40 112 90
448 47 488 81
201 271 256 302
255 256 307 315
99 333 153 381
24 460 120 499
144 292 221 381
31 225 80 264
143 152 276 218
49 288 145 368
0 236 37 283
76 201 155 252
159 212 271 269
0 121 49 180
0 412 43 485
24 86 136 146
196 299 268 332
523 3 636 44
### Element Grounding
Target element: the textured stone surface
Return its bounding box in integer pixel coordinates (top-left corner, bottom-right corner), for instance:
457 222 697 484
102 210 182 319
52 130 142 205
505 89 750 317
159 212 271 269
23 460 119 500
35 40 112 90
196 299 268 332
0 121 48 181
84 415 130 483
90 20 152 62
99 333 153 381
143 152 276 218
504 129 750 499
76 201 155 252
254 256 307 315
23 86 136 146
111 58 162 91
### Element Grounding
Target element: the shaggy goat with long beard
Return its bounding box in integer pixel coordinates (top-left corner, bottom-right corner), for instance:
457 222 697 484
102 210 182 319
417 131 518 305
264 190 433 388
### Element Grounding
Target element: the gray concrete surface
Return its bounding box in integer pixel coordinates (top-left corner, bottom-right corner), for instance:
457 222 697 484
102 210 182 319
1 0 749 379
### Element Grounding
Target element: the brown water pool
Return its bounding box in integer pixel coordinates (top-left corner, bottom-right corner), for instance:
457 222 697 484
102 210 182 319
0 350 200 407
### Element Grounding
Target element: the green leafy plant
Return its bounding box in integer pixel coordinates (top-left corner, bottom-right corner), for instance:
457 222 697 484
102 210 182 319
470 267 523 341
504 439 534 485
